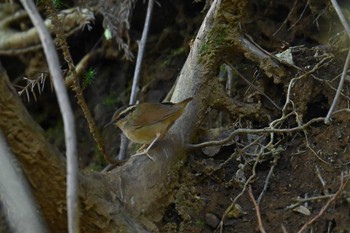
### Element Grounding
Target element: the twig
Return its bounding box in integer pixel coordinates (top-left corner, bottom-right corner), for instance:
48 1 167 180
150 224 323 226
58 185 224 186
118 0 154 160
280 54 332 114
281 224 289 233
129 0 154 105
325 49 350 124
230 64 281 110
295 194 335 203
64 47 102 87
45 3 123 165
330 0 350 37
272 0 298 36
327 221 333 233
288 1 309 31
297 173 349 233
313 72 350 101
325 0 350 123
189 117 325 149
19 1 79 233
17 74 48 102
286 194 335 210
305 138 330 165
248 185 266 233
257 154 279 204
196 54 332 151
315 165 327 194
217 147 264 232
212 135 263 175
117 135 129 161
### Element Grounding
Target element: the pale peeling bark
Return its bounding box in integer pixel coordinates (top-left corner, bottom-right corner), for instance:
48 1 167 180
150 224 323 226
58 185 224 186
102 0 226 230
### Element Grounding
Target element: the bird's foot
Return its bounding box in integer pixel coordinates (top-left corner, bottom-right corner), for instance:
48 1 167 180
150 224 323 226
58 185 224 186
130 133 161 162
131 150 155 161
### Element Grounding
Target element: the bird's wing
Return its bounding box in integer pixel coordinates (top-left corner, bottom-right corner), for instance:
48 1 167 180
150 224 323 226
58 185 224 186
132 103 182 129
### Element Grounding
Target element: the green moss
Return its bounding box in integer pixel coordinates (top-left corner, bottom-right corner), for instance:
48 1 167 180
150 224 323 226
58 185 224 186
213 26 228 45
160 59 171 69
198 25 229 63
198 43 209 57
194 219 206 227
82 67 96 89
103 94 119 107
160 47 186 68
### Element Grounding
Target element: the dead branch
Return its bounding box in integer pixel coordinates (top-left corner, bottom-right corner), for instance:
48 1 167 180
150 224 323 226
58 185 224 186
248 185 266 233
217 147 264 233
189 117 325 149
257 154 279 204
286 194 335 210
272 0 298 36
325 49 350 123
19 0 79 232
297 173 349 233
43 2 123 166
330 0 350 37
118 0 155 160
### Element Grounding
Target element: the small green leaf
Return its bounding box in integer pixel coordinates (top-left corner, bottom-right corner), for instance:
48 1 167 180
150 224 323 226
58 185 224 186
83 67 96 88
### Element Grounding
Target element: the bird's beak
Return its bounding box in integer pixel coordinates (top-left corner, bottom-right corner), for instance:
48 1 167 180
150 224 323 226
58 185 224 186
104 119 115 128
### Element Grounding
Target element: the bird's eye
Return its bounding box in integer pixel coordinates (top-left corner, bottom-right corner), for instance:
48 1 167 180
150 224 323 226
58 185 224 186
118 112 128 120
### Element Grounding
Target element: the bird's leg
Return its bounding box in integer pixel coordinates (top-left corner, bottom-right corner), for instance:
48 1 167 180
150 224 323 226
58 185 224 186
131 133 161 161
136 144 147 153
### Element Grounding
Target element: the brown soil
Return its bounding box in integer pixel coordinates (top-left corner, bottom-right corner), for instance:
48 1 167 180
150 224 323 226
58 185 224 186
153 1 350 232
166 116 350 232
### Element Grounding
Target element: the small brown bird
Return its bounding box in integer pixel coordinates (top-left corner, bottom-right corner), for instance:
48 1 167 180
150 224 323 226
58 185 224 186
107 97 193 160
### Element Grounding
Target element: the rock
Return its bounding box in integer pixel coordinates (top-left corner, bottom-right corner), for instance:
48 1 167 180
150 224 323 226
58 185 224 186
205 213 220 228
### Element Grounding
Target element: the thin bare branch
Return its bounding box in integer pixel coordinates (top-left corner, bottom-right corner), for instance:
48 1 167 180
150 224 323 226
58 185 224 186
288 1 309 31
324 0 350 123
330 0 350 37
248 185 266 233
229 64 281 110
257 154 279 204
118 0 154 160
281 224 289 233
19 1 79 232
325 49 350 123
189 117 325 149
44 2 122 166
272 0 297 36
217 147 265 232
286 194 335 210
129 0 154 105
297 173 349 233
